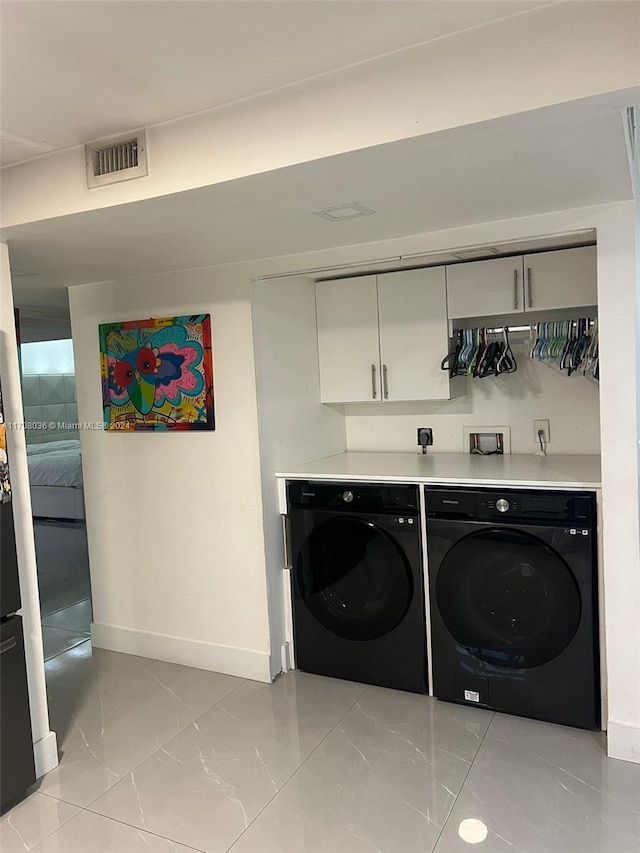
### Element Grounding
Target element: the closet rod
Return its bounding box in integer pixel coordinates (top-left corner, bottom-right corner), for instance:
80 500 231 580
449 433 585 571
479 320 596 335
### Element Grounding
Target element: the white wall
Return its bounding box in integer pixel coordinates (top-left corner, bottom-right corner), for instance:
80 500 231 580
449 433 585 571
3 2 639 228
346 342 601 455
68 266 272 681
68 200 639 762
246 201 638 762
593 203 640 762
18 316 72 344
0 244 58 777
251 276 346 674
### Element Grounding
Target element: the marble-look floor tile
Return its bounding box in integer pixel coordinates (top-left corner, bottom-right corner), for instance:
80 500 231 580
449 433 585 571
42 599 92 634
45 646 158 738
433 713 640 853
90 672 367 853
0 792 79 853
29 809 200 852
39 658 243 807
42 627 90 662
45 645 148 711
229 691 493 853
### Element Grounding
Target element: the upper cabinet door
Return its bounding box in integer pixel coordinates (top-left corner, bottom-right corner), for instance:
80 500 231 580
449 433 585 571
446 256 525 319
523 246 597 312
377 267 450 402
316 276 381 403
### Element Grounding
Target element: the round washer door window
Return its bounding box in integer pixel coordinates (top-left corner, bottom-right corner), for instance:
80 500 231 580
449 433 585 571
436 528 581 668
296 517 413 641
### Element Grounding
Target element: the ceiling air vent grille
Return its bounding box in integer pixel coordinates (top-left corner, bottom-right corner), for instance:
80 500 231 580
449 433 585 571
85 130 148 188
94 139 138 175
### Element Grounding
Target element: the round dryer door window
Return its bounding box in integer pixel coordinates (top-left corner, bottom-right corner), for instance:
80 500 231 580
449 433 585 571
436 528 581 669
296 517 413 641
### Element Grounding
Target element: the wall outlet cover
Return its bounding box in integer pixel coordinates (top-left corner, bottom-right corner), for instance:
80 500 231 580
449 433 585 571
534 419 551 443
463 425 511 455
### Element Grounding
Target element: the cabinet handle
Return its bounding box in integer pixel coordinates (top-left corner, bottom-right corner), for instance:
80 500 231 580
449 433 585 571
0 637 16 655
527 267 533 308
371 364 377 399
282 515 292 570
382 364 389 400
513 270 519 310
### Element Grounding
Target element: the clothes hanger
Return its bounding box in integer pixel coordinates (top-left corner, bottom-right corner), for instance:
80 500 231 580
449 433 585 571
472 328 488 377
496 326 517 374
440 330 463 377
477 329 502 378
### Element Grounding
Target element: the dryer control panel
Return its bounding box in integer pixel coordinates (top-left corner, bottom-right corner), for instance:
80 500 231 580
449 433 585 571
426 487 594 527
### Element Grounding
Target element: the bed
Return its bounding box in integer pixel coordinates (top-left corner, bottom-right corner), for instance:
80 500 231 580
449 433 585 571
27 439 85 519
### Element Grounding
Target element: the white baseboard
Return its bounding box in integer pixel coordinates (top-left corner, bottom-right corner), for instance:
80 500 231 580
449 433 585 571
34 731 59 778
607 720 640 764
91 622 272 683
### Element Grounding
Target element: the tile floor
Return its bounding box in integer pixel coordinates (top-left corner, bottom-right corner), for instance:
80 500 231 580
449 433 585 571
2 645 640 853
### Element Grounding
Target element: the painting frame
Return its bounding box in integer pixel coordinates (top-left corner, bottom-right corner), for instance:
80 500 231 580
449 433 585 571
99 314 215 432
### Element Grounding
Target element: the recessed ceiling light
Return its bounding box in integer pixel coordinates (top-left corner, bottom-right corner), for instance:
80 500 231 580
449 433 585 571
458 818 488 844
313 202 376 222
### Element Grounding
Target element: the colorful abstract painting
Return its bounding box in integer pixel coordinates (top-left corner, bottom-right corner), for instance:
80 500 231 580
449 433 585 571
99 315 214 431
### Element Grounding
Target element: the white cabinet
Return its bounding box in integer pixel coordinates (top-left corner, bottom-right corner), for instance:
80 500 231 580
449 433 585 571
446 256 524 319
315 275 380 403
522 246 597 312
316 267 452 403
377 268 450 402
446 246 597 320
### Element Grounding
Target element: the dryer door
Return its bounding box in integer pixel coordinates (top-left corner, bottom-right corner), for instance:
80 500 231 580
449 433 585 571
295 516 414 641
436 527 581 668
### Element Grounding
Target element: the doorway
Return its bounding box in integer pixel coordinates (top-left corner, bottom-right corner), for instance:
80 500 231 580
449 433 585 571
20 331 92 660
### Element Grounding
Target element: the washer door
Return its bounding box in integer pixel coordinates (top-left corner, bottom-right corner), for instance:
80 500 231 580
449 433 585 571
436 528 581 668
296 516 414 641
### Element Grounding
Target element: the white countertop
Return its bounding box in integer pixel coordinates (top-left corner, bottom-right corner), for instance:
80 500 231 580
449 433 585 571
276 452 601 490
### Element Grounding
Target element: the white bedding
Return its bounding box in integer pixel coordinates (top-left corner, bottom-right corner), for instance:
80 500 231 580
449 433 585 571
27 439 83 488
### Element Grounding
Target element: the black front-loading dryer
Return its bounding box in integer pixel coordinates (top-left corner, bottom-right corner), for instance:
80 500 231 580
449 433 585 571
426 487 599 729
288 480 427 694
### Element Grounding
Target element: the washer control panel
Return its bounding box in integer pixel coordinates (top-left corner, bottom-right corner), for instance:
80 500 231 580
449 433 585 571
288 481 420 512
478 495 521 516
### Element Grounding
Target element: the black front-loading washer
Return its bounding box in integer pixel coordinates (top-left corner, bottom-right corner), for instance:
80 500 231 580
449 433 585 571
287 480 427 694
426 487 600 729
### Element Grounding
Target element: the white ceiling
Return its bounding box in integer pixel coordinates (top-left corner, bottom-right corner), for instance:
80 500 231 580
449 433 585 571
3 97 632 310
0 0 550 166
1 1 635 313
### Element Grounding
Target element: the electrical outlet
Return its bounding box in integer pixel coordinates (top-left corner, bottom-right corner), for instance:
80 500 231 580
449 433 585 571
417 427 433 454
534 419 550 444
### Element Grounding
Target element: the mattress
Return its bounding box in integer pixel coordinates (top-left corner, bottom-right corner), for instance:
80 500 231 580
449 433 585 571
27 439 83 488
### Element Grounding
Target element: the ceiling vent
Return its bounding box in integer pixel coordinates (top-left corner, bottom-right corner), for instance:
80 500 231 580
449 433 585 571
313 202 376 221
85 130 148 188
449 247 500 261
